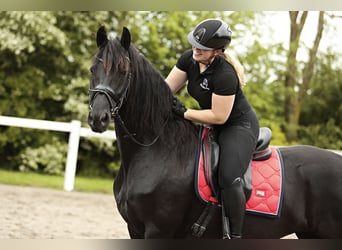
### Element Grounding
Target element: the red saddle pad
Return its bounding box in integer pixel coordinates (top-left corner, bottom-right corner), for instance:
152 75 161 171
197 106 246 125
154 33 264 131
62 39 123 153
195 146 284 217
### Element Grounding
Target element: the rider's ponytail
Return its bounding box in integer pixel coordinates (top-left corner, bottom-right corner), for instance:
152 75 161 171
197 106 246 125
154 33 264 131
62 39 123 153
222 52 246 89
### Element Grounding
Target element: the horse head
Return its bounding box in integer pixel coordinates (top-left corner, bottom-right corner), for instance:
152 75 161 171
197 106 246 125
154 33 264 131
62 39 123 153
88 26 132 133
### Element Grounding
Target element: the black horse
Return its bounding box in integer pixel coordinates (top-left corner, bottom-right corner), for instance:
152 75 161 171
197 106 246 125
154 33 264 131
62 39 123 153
88 26 342 238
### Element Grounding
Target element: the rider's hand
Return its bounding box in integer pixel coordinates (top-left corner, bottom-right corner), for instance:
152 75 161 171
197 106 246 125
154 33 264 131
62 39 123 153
172 97 187 119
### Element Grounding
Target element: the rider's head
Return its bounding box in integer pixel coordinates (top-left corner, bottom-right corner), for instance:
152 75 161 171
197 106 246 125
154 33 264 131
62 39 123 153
187 19 232 51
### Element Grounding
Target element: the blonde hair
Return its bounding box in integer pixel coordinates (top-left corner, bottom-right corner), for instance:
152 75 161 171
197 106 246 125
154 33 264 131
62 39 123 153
222 52 246 89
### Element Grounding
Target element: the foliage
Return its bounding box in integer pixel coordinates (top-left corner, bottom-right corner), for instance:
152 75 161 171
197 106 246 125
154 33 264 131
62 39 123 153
0 11 119 176
237 13 289 145
0 11 341 179
299 119 342 149
76 136 120 178
298 51 342 148
19 137 67 175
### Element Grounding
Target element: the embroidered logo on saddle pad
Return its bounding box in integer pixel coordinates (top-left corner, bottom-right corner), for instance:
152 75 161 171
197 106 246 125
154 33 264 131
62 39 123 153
194 127 284 218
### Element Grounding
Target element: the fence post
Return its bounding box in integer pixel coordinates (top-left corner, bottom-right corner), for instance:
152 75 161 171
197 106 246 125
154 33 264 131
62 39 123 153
64 120 81 191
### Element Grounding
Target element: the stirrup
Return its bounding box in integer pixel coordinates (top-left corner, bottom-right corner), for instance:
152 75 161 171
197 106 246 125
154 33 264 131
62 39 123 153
223 234 231 239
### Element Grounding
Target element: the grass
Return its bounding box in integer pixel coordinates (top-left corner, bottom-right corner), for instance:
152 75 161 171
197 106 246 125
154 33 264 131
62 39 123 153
0 169 114 194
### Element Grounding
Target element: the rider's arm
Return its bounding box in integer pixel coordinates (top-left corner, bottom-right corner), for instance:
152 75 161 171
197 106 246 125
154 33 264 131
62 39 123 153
165 66 187 94
185 94 235 125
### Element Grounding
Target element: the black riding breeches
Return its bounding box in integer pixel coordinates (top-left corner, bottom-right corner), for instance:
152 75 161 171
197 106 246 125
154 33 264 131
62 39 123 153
217 109 259 188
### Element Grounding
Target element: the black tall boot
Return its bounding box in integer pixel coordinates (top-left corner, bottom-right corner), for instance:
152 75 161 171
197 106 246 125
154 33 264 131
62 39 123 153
221 178 246 239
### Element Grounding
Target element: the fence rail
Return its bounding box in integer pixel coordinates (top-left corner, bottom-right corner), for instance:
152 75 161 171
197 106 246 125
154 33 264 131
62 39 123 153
1 115 341 191
0 115 116 191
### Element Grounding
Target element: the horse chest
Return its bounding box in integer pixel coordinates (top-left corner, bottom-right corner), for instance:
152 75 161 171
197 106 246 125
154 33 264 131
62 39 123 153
116 168 160 213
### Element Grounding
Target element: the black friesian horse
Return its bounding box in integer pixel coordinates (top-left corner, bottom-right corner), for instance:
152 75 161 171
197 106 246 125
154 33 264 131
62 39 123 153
88 26 342 238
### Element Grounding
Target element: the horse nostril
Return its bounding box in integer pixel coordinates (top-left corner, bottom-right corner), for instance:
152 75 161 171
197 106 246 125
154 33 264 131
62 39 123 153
100 112 110 126
88 110 110 132
88 113 94 126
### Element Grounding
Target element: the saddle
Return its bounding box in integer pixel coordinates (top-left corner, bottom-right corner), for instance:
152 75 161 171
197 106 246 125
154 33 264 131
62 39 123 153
192 126 283 237
201 126 273 201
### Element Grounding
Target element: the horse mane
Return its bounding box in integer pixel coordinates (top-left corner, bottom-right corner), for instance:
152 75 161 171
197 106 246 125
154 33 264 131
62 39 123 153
99 37 197 142
126 45 173 136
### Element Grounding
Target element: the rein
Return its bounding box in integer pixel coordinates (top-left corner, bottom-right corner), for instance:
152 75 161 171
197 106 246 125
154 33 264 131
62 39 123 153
114 112 170 147
89 56 169 147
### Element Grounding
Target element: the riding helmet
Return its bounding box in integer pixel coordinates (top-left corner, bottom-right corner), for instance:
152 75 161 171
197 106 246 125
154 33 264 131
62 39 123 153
187 19 232 50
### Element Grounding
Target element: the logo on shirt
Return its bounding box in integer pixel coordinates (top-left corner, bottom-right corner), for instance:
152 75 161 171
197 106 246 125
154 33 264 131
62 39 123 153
200 78 210 90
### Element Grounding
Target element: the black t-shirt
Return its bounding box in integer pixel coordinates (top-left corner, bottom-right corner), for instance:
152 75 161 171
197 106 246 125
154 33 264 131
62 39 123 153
176 50 251 126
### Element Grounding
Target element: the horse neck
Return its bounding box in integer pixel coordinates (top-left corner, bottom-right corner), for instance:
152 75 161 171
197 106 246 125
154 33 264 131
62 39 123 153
113 52 199 168
116 56 173 142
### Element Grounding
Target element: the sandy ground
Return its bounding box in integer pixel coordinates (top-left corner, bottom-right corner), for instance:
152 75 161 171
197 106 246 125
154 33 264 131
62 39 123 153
0 184 129 239
0 183 296 239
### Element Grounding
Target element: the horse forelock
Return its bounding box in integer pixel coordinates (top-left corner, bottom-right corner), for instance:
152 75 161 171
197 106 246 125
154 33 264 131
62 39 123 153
96 39 131 76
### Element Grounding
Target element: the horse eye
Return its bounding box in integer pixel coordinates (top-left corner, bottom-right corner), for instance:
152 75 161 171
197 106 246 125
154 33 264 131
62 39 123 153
118 66 128 76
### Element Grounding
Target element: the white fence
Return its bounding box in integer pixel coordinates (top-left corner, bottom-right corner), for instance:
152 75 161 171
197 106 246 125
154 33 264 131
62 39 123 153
0 115 116 191
1 115 341 192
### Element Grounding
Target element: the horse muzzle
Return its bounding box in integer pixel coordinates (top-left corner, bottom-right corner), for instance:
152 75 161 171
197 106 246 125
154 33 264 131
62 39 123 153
88 108 112 133
88 85 119 133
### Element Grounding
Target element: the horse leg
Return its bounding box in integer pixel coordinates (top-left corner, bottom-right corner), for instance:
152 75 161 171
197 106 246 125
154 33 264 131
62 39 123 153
128 224 144 239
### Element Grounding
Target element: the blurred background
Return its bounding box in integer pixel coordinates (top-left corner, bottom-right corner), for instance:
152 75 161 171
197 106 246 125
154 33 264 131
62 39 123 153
0 11 341 189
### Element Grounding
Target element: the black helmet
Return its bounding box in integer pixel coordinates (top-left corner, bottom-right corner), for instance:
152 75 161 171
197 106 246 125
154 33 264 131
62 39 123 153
187 19 232 50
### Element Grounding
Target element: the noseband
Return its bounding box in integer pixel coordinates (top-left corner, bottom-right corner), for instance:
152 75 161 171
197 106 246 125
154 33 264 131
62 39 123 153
89 78 131 118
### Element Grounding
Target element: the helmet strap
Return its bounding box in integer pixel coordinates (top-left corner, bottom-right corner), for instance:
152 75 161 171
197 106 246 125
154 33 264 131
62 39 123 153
198 50 222 67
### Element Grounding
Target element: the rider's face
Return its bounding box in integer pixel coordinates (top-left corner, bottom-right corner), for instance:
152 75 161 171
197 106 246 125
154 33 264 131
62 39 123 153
192 46 222 65
192 47 215 62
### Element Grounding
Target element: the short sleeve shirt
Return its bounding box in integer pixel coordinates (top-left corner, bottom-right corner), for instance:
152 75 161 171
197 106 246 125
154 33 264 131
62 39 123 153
176 50 251 125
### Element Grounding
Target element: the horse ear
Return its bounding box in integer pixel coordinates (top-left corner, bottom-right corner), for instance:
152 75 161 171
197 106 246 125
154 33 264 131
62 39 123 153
96 25 108 48
120 27 131 51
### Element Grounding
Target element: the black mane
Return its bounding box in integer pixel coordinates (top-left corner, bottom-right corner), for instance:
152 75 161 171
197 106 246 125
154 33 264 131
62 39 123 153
125 43 174 137
98 37 196 143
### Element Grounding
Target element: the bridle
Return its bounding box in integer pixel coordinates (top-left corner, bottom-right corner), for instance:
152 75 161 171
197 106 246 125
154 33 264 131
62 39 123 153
89 56 131 117
89 56 168 147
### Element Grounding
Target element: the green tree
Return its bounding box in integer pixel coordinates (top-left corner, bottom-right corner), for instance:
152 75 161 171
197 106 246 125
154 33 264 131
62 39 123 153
299 51 342 149
0 12 68 119
284 11 324 142
0 12 72 172
0 11 120 176
1 11 341 179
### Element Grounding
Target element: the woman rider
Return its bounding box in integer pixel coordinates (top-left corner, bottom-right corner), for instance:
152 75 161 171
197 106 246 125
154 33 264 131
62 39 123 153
165 19 259 239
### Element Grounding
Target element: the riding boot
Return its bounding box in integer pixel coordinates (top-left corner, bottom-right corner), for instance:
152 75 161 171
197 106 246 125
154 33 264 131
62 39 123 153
221 178 246 239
